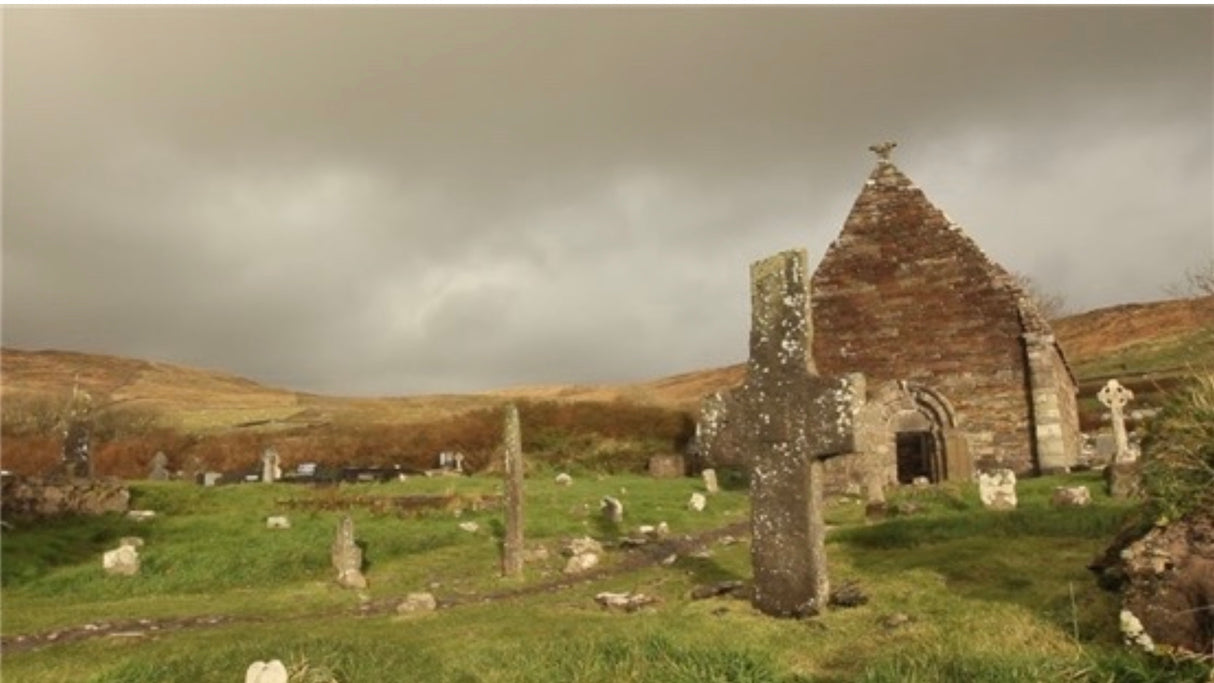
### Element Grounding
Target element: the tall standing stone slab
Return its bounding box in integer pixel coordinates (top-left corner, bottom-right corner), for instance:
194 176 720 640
331 515 367 589
735 249 860 618
501 404 525 578
1098 379 1135 463
261 447 282 483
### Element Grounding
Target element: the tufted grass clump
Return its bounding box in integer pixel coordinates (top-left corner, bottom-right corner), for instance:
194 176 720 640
1139 372 1214 521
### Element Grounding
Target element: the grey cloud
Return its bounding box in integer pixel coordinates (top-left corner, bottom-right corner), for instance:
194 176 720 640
3 6 1211 394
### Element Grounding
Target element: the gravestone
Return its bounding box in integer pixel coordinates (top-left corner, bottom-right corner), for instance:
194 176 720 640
724 249 861 617
501 404 525 578
600 496 624 524
203 471 222 487
647 454 685 479
147 452 170 481
1051 485 1091 507
331 515 367 589
1098 379 1135 463
261 447 281 483
438 451 465 472
701 468 719 494
978 469 1018 509
688 492 707 512
102 537 143 576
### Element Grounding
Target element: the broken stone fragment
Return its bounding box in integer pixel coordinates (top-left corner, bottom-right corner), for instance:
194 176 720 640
1119 609 1155 653
1050 486 1091 507
396 592 438 614
828 579 868 608
562 536 603 557
978 469 1017 509
879 613 912 630
554 473 573 486
102 541 141 576
563 552 600 574
245 659 288 683
265 515 290 529
688 492 707 512
594 591 658 612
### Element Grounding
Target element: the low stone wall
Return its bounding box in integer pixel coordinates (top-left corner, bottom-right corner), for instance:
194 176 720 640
0 474 130 518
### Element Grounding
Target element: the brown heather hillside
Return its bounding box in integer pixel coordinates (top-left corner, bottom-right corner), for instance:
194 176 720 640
2 296 1209 475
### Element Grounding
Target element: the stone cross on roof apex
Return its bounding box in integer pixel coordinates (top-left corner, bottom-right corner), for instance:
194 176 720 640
868 141 897 163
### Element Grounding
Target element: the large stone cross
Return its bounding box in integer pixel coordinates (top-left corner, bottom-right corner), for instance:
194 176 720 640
1097 379 1134 463
735 249 861 617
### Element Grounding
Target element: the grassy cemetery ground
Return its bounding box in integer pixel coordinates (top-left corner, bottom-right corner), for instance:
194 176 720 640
3 470 1209 682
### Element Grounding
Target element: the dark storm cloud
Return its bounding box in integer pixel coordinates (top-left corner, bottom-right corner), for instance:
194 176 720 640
3 6 1211 394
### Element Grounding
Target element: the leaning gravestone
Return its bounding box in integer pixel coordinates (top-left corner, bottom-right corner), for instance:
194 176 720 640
720 249 860 617
331 515 367 589
147 452 170 481
1098 379 1135 463
701 468 719 494
502 404 525 578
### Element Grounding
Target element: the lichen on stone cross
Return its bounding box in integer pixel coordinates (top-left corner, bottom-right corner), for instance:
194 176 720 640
735 248 861 618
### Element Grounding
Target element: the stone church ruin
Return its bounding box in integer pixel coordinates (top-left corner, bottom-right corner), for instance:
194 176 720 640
700 144 1081 491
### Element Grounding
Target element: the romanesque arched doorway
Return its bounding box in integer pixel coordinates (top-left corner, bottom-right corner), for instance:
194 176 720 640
888 383 966 484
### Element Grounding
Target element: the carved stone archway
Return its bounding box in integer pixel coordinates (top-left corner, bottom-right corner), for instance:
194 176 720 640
837 381 970 494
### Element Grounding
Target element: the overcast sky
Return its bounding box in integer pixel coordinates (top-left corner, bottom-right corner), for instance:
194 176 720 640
3 6 1212 396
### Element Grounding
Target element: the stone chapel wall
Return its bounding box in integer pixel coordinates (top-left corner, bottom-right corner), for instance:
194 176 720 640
811 161 1041 474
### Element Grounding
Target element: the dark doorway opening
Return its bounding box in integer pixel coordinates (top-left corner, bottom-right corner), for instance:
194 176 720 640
896 431 938 484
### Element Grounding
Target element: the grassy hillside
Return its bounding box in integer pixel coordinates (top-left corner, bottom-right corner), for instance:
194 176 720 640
2 296 1209 475
3 471 1207 682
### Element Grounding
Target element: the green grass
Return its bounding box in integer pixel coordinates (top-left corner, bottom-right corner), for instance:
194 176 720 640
1070 325 1214 382
2 472 1209 682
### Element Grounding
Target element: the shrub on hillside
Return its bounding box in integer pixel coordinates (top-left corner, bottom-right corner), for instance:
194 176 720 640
1 393 67 437
1139 372 1214 520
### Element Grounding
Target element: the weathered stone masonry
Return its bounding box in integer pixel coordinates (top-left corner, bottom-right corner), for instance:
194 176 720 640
810 153 1080 478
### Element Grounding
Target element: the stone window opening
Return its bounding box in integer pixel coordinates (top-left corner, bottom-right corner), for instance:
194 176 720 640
896 429 940 484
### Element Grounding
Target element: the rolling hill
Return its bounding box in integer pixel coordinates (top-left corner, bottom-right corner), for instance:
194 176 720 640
2 296 1211 434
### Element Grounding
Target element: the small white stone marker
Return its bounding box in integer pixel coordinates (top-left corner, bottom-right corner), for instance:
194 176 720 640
245 659 288 683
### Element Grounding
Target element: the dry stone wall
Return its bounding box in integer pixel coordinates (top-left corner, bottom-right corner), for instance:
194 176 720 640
1 474 130 518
